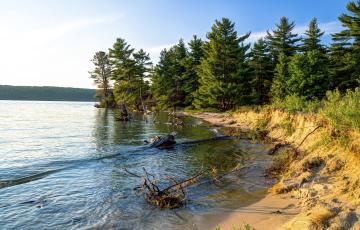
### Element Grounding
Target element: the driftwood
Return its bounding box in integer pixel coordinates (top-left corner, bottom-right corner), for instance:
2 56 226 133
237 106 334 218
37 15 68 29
124 163 251 209
125 167 203 208
144 132 177 148
145 133 252 149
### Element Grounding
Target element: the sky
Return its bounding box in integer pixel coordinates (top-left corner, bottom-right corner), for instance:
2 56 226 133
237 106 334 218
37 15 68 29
0 0 350 88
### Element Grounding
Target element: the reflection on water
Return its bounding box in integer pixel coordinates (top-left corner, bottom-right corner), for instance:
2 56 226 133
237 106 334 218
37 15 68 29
0 101 273 229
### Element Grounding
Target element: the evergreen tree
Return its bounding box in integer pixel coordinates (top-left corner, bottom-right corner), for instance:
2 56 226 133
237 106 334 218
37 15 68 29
302 17 326 53
181 35 204 106
287 50 329 99
109 38 138 109
286 18 329 99
89 51 112 107
336 0 360 47
150 40 188 111
266 17 301 63
270 53 288 100
249 38 273 104
330 0 360 91
193 18 251 110
133 49 152 111
151 49 172 109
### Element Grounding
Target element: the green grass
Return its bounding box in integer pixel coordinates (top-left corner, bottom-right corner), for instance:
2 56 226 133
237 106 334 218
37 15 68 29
321 88 360 133
268 94 321 114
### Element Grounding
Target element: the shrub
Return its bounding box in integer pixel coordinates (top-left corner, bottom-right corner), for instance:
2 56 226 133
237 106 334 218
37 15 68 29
321 88 360 132
269 94 321 113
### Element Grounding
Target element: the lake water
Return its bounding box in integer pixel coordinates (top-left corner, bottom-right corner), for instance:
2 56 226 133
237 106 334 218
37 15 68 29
0 101 273 229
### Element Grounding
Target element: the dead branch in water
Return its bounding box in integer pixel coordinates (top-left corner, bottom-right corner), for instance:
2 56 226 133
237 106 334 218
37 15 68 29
124 167 204 209
124 163 251 209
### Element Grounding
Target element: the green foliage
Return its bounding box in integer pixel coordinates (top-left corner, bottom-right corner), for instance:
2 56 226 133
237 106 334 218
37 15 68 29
108 38 151 110
287 50 330 99
150 39 188 111
330 0 360 91
302 17 326 53
182 35 205 105
270 53 288 100
321 88 360 132
89 51 113 107
266 17 301 62
249 38 273 104
270 94 321 113
193 18 251 110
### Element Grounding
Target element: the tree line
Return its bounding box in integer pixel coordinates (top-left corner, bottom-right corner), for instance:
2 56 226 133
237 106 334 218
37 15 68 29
90 0 360 112
0 85 96 102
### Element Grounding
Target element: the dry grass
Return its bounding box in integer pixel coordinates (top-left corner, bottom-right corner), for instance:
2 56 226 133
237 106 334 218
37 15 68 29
309 206 337 229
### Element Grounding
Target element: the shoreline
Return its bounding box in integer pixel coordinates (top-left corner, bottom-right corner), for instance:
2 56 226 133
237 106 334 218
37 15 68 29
185 110 360 229
186 112 301 229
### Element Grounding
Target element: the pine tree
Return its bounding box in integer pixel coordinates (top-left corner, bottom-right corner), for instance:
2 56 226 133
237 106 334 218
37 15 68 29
287 51 329 99
89 51 113 107
151 49 172 109
303 17 326 53
286 18 329 99
329 0 360 91
150 40 188 111
270 53 288 100
193 18 251 110
181 35 204 106
249 38 273 104
133 49 152 111
266 17 301 63
109 38 138 109
337 0 360 47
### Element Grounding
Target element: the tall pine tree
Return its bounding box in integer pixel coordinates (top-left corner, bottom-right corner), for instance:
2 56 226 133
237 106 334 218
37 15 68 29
286 18 329 99
150 40 188 111
181 35 204 106
249 38 273 104
109 38 138 109
266 17 301 63
89 51 113 107
270 53 288 100
303 18 326 53
193 18 251 110
133 49 152 111
330 0 360 91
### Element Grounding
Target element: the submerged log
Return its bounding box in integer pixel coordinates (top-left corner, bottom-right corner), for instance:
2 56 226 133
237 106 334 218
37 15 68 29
145 132 177 148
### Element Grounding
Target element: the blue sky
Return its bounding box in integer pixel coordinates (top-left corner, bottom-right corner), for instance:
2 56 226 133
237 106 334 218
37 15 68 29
0 0 350 88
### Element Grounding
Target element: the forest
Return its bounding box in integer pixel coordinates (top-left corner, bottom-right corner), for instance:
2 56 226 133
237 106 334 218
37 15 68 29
89 0 360 115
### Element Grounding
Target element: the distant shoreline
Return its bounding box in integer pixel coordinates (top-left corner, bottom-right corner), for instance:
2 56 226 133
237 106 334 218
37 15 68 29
0 85 96 102
0 99 95 103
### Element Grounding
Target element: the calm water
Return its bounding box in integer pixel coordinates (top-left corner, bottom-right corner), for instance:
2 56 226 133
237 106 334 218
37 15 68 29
0 101 272 230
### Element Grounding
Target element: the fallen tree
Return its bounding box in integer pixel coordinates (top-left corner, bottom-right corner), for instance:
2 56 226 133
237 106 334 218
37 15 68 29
124 163 253 209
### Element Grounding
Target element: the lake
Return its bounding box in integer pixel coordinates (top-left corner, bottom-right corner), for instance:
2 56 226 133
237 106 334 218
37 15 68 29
0 101 273 229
